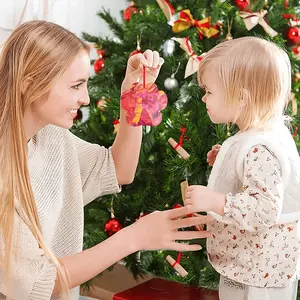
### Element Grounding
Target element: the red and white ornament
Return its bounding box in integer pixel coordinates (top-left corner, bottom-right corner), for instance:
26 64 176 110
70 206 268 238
235 0 250 10
286 27 300 44
94 58 105 74
104 218 123 236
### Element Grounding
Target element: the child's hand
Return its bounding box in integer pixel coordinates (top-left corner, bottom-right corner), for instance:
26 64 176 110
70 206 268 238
185 185 226 216
207 144 221 166
121 50 164 93
129 206 213 252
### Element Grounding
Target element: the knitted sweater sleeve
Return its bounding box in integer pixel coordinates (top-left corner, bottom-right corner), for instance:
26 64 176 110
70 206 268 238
0 210 57 300
221 144 284 231
68 131 121 205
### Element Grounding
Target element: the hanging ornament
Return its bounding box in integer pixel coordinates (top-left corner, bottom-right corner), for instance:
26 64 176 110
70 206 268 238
163 39 176 56
284 0 289 9
172 10 220 40
164 74 179 90
286 27 300 44
124 1 137 21
224 17 234 41
172 37 205 78
226 123 231 137
96 96 107 111
168 127 190 160
235 0 250 10
94 58 105 74
121 66 168 126
239 10 278 38
130 35 142 57
292 46 300 59
113 119 120 134
156 0 178 26
97 48 106 58
166 253 188 277
104 198 123 236
104 219 123 236
74 108 83 121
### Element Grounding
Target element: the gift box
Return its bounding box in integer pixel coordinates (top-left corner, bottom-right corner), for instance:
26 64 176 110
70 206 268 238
80 262 152 300
113 278 219 300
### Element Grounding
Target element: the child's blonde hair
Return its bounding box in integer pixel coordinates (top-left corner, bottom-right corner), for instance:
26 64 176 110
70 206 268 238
0 20 90 299
198 36 292 131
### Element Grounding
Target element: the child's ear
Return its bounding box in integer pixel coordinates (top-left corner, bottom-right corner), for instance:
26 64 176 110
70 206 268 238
240 88 250 108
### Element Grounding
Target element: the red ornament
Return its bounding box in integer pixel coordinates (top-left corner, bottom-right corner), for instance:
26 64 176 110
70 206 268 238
286 27 300 44
235 0 250 10
121 81 168 126
74 108 82 121
130 49 143 57
124 2 137 21
97 49 106 58
104 218 123 236
94 58 105 74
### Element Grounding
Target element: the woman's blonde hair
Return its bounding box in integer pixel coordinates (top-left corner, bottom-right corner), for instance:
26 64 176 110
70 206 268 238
0 20 90 298
198 36 292 131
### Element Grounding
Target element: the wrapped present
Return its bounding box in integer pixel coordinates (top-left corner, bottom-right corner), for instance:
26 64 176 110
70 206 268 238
80 262 152 300
113 278 219 300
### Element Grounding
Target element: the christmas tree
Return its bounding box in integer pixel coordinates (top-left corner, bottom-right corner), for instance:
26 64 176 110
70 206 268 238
73 0 300 291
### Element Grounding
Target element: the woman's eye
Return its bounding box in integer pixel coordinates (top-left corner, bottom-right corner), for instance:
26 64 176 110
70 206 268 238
72 83 83 90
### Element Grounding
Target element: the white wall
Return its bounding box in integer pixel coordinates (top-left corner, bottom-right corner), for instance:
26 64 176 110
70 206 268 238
0 0 128 46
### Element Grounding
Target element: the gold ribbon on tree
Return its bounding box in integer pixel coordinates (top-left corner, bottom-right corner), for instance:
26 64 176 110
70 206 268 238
239 10 278 38
172 37 206 78
172 10 219 40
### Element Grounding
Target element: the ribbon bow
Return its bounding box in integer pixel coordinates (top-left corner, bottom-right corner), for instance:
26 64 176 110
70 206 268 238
239 10 278 38
173 10 219 39
156 0 175 21
172 37 206 78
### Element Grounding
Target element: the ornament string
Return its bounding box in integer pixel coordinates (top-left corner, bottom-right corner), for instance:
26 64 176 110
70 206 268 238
174 127 187 150
172 252 182 267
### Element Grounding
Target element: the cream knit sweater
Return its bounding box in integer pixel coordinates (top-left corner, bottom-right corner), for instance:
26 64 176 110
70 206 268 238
0 125 121 300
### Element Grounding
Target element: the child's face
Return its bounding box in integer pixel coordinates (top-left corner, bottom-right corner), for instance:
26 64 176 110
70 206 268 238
201 66 236 125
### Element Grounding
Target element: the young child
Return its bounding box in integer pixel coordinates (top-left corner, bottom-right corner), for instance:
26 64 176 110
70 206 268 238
184 36 300 299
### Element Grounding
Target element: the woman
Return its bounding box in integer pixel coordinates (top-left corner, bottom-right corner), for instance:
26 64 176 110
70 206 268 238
0 20 211 300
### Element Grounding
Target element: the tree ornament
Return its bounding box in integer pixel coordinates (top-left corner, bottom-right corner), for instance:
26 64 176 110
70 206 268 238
96 96 107 111
104 219 123 236
94 58 105 74
163 39 176 56
164 74 179 90
97 48 106 58
124 1 137 21
235 0 250 10
286 27 300 44
121 67 168 126
113 119 120 134
130 35 142 57
104 198 123 236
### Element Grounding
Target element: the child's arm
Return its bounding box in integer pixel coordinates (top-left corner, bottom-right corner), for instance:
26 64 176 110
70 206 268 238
185 144 283 231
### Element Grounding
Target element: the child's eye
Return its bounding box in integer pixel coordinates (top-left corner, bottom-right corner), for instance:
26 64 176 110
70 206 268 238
71 83 83 90
206 90 211 95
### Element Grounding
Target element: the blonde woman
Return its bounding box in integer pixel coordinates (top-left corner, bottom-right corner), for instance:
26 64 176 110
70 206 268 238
184 37 300 299
0 20 212 300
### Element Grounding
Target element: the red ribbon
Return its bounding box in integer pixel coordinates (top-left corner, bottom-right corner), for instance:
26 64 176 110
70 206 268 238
292 46 300 55
284 0 289 9
174 127 187 150
282 14 299 21
172 252 182 267
164 0 175 14
292 125 298 138
113 119 120 125
143 66 146 88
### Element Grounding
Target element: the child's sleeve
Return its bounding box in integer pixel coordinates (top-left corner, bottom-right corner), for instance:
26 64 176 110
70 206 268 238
220 144 284 231
68 131 121 206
